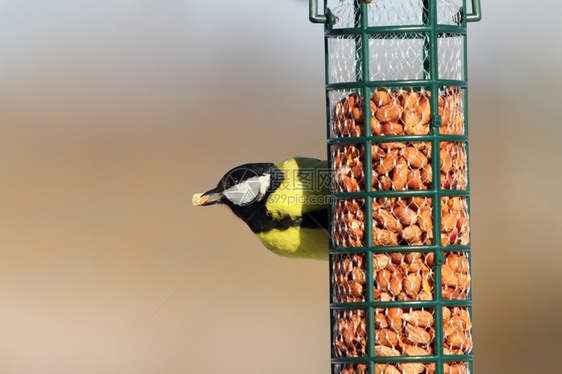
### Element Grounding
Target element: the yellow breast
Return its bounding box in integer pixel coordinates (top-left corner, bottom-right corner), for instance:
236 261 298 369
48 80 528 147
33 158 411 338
256 226 329 260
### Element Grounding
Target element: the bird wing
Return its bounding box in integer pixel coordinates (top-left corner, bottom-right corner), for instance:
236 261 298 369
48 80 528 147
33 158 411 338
265 157 329 227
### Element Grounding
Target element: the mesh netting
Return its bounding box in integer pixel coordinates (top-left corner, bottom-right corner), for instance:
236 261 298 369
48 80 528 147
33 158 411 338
369 34 430 81
367 0 427 27
325 2 472 373
333 361 470 374
333 304 472 357
331 140 468 194
330 88 466 138
328 1 465 83
332 250 471 303
327 0 464 28
436 0 464 25
328 36 363 84
438 34 465 80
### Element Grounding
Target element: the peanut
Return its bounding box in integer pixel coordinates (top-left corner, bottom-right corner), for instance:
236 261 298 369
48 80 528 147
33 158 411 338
386 308 403 332
399 90 420 110
398 363 426 374
402 310 434 328
377 149 399 175
372 88 391 107
391 156 409 190
401 224 422 244
417 206 433 232
405 324 432 345
417 95 431 125
375 328 399 347
406 169 423 190
393 205 418 226
373 227 399 246
402 344 431 356
373 207 402 233
403 147 428 169
376 269 391 292
373 253 391 271
381 121 404 135
378 365 401 374
403 273 422 299
376 102 402 123
375 345 401 357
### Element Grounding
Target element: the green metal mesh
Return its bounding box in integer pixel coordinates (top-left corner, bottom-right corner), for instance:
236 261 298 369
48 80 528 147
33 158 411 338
310 1 481 373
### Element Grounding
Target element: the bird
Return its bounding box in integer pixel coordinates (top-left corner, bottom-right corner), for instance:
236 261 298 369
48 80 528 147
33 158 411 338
192 157 330 260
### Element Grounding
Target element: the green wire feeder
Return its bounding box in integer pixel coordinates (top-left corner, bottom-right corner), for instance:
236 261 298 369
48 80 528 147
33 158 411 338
309 1 482 373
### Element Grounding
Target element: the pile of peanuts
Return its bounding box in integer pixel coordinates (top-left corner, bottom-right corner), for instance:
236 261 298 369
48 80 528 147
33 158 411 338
332 87 464 138
331 86 471 374
334 308 368 357
337 361 469 374
441 252 471 300
333 253 367 303
332 141 467 193
331 228 472 372
332 199 366 249
332 251 471 304
440 142 467 190
372 197 434 247
371 142 433 192
333 303 472 373
331 196 469 250
440 196 470 247
331 88 467 194
372 252 435 302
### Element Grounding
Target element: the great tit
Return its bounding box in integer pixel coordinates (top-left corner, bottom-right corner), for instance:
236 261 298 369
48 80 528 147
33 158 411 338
193 157 329 260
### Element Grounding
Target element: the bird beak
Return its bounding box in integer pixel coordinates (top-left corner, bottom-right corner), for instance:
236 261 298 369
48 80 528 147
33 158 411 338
192 188 223 206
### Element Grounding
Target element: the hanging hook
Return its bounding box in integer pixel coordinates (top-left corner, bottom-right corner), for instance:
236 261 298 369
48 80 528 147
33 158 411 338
309 0 327 24
466 0 482 22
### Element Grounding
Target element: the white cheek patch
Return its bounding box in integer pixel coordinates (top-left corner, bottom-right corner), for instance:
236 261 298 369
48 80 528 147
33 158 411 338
223 174 271 206
258 174 271 196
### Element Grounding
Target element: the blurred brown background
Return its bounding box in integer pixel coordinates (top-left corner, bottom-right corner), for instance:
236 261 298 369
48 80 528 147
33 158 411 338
1 1 561 373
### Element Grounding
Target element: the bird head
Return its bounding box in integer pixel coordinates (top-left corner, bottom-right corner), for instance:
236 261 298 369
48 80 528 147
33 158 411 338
192 163 279 208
